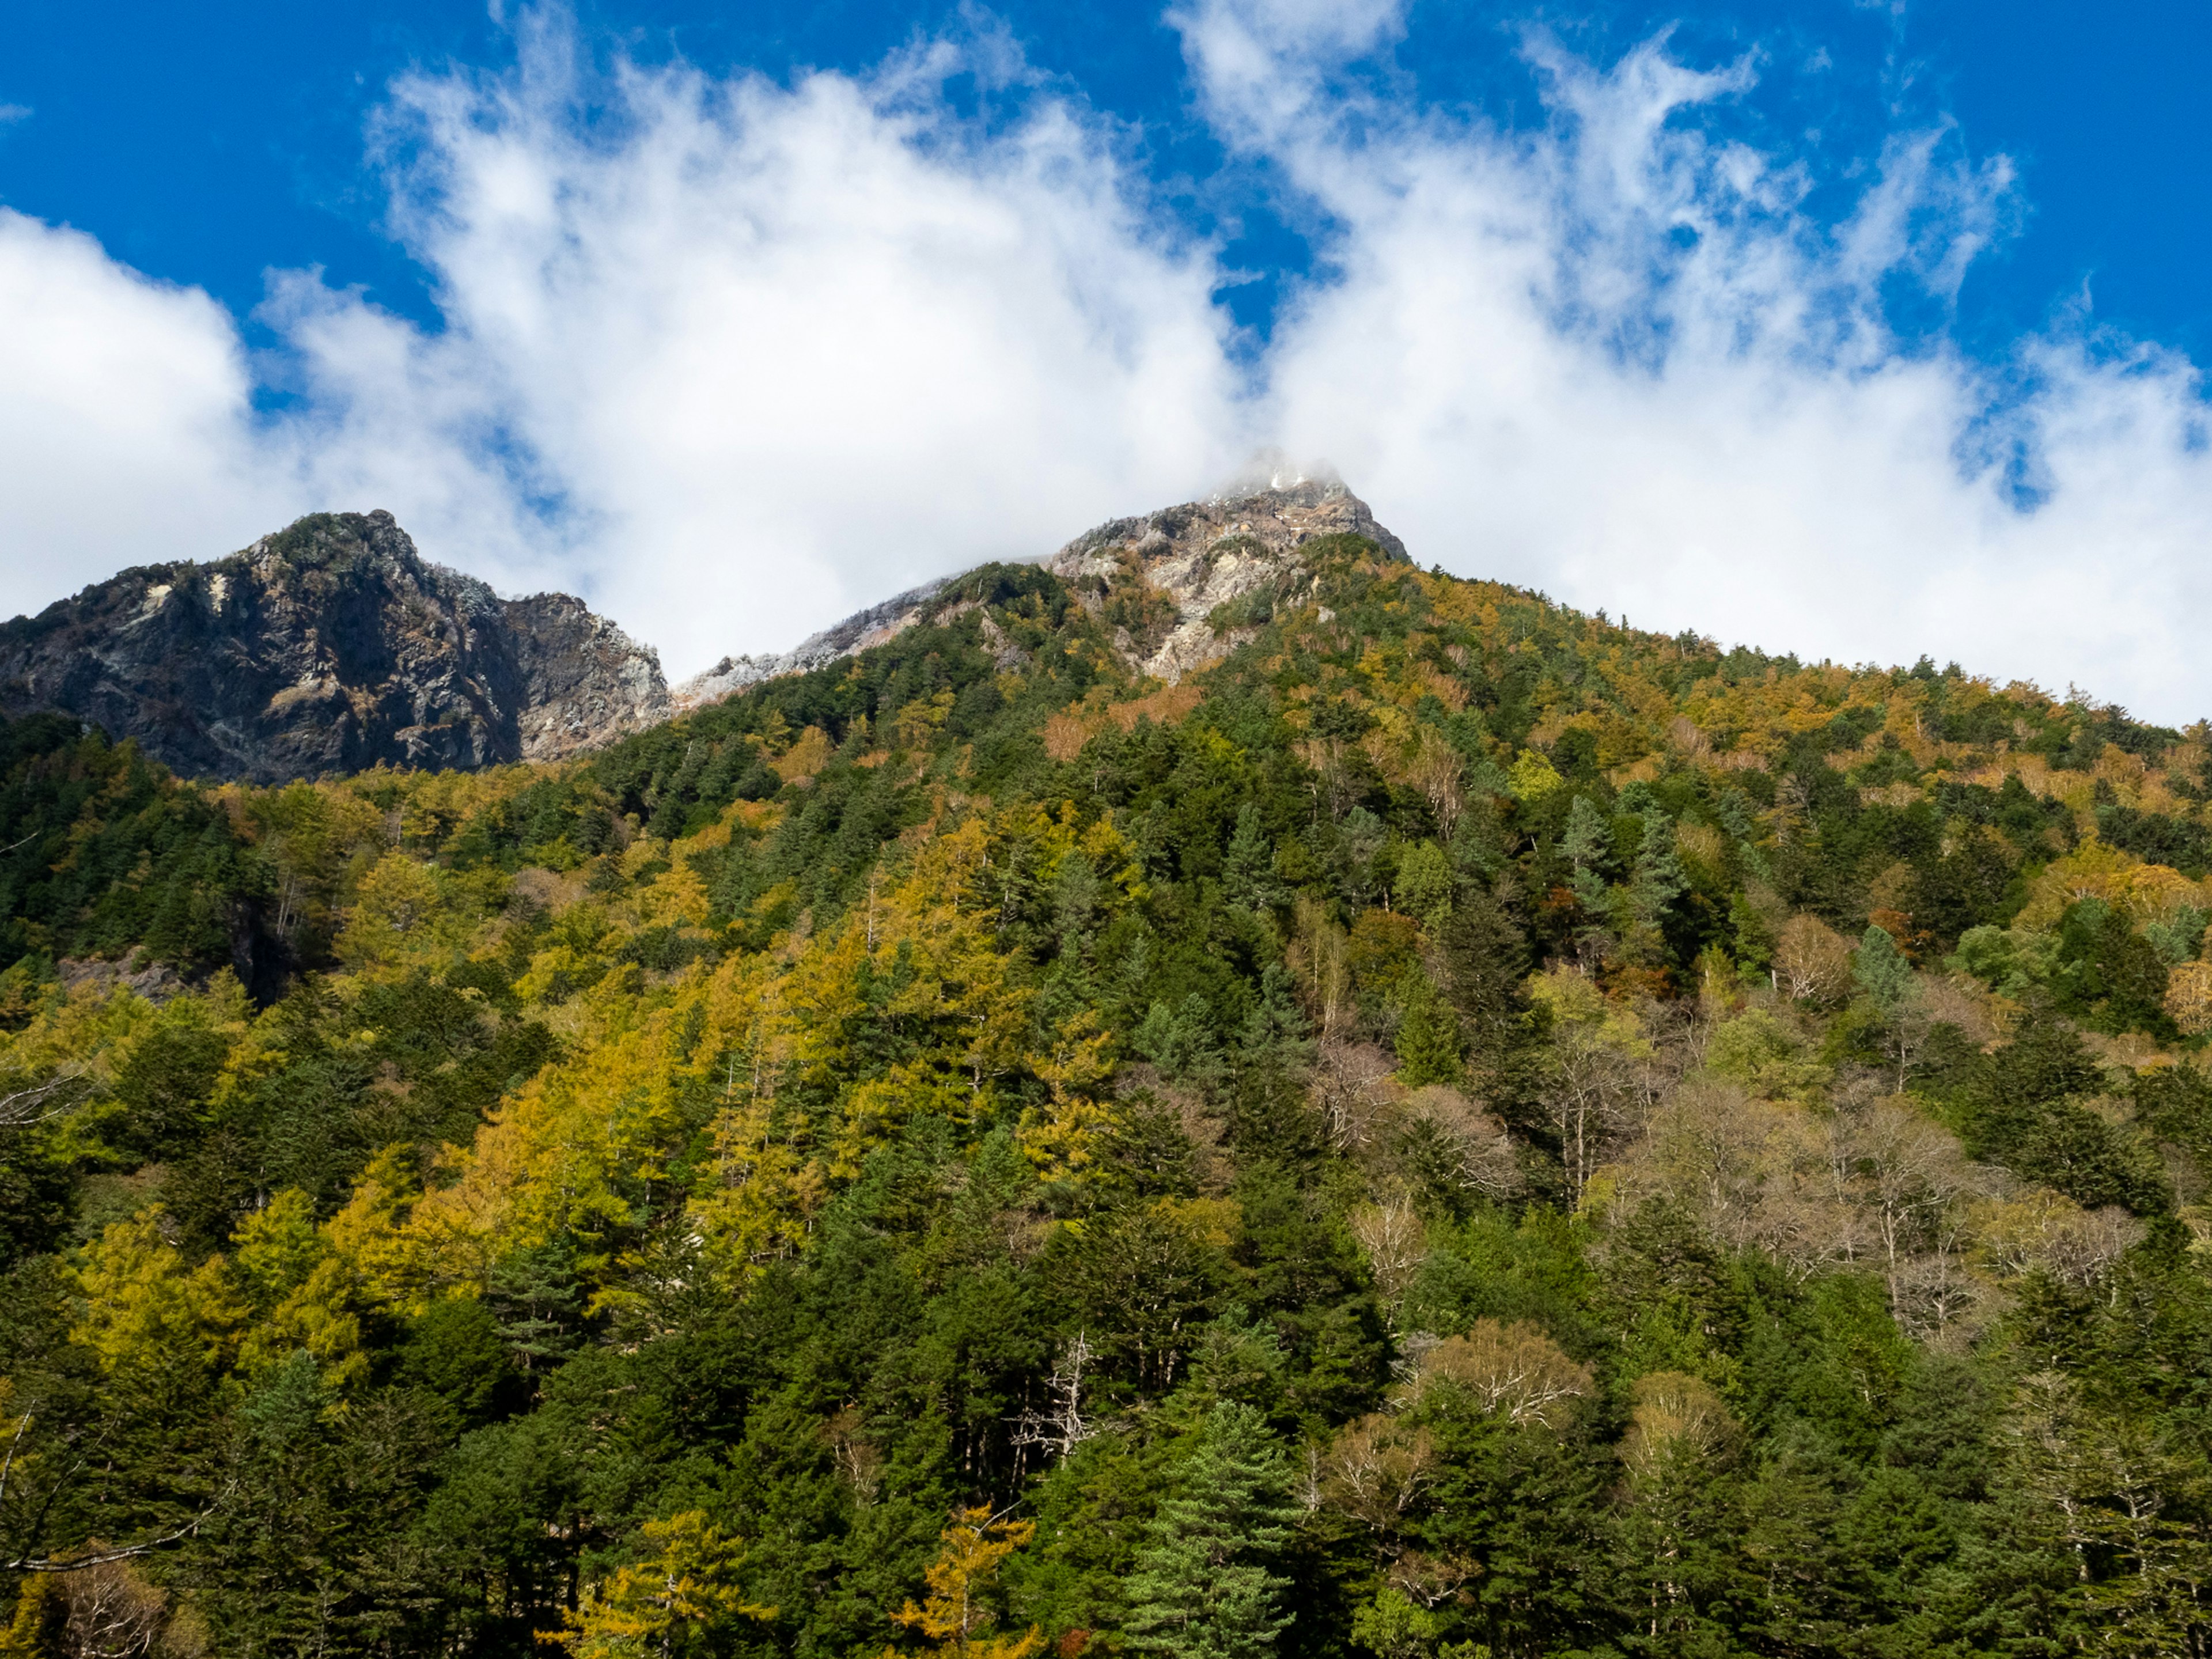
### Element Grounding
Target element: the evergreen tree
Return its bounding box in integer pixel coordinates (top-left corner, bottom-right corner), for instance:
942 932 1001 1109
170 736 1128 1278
1560 794 1612 912
487 1241 585 1374
1392 840 1455 930
1121 1402 1298 1658
1854 923 1915 1012
1222 804 1283 911
1626 812 1687 951
1394 975 1463 1088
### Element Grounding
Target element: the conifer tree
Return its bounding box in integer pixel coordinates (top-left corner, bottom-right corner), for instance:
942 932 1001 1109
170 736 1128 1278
1394 976 1462 1088
1222 805 1283 911
1392 840 1455 930
1121 1402 1298 1658
560 1510 771 1657
1627 812 1687 947
487 1240 584 1373
1854 923 1915 1012
1560 794 1612 912
889 1506 1043 1659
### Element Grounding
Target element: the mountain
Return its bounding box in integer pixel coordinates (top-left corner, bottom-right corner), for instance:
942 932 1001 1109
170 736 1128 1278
6 476 2212 1657
671 475 1406 706
0 510 669 783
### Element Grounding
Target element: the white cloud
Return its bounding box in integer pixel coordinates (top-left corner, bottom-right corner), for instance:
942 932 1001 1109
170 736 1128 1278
261 14 1245 676
5 5 2212 724
1183 1 2212 722
0 210 289 618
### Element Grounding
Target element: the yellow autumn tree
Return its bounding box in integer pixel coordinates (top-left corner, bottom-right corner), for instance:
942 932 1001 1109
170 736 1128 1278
230 1188 369 1389
687 965 826 1289
406 971 730 1280
71 1207 245 1381
887 1508 1043 1659
324 1145 440 1309
1017 1005 1115 1180
557 1510 772 1657
2165 960 2212 1037
780 819 1034 1177
336 850 475 974
2015 838 2211 931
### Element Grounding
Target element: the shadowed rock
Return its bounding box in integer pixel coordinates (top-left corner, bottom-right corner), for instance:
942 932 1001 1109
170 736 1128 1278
0 511 668 782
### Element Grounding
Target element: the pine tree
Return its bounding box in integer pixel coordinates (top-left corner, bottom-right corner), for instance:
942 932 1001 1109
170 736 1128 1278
1392 840 1455 930
1628 813 1687 941
1854 923 1915 1012
1394 975 1462 1088
1121 1402 1298 1658
487 1240 584 1373
1223 805 1283 911
1560 794 1612 912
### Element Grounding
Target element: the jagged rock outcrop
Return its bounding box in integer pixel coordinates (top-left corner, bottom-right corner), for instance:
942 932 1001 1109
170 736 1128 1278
0 511 669 782
673 476 1407 708
6 481 1404 774
504 591 675 763
1044 475 1408 681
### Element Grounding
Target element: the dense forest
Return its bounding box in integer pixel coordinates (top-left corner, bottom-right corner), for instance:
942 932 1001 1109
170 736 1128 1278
4 532 2212 1657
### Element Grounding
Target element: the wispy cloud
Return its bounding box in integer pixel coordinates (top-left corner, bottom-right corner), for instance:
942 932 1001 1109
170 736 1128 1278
0 104 31 126
256 11 1243 676
0 210 286 607
1188 0 2211 721
1 3 2210 722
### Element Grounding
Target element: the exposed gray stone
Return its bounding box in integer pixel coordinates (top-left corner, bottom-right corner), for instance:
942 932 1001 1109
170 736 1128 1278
1043 478 1408 682
671 478 1407 707
0 511 668 782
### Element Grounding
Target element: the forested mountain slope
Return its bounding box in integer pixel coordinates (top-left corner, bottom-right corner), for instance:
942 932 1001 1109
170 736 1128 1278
4 486 2212 1658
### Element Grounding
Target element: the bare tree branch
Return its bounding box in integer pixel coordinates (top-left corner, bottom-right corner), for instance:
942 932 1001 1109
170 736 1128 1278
0 1066 90 1131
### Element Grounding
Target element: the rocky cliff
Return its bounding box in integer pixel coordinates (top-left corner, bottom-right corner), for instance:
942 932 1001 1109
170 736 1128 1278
0 511 669 782
1043 475 1408 681
2 482 1404 778
673 476 1407 708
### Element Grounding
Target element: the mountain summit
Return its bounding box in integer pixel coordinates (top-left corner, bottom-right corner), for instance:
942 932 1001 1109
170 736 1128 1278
0 482 1402 781
0 511 669 782
674 478 1407 708
1043 476 1408 682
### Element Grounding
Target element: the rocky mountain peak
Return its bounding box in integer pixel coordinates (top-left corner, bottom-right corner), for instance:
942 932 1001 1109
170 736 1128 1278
1044 478 1408 682
0 512 668 782
673 479 1407 707
4 483 1407 777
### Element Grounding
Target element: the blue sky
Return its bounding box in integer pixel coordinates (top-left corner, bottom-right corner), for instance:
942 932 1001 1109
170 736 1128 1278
2 0 2211 718
6 1 2206 357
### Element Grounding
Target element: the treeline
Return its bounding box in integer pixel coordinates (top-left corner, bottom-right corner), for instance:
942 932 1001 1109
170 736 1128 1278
3 539 2212 1656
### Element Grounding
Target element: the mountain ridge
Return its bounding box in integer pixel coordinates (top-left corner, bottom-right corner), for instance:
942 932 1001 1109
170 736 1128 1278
671 475 1406 709
0 510 670 783
0 479 1410 781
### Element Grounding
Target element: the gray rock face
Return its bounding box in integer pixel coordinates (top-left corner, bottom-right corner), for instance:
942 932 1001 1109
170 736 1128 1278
0 511 669 782
5 482 1405 775
1044 477 1409 682
505 590 675 763
672 478 1408 707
